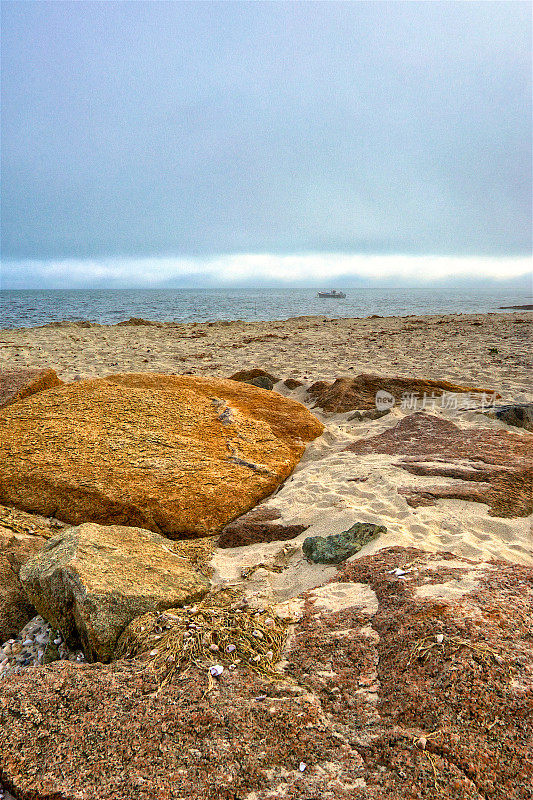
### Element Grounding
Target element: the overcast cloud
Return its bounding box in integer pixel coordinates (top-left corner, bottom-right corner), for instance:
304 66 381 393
1 1 531 287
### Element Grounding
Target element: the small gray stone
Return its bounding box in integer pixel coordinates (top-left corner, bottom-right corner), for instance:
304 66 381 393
302 522 386 564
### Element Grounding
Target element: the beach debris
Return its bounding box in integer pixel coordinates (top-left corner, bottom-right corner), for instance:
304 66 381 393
115 602 291 684
0 615 84 679
302 522 386 564
209 664 224 677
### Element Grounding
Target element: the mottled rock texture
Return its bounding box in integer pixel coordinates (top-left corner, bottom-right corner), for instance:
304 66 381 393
0 373 323 537
229 368 279 386
308 373 496 412
0 367 63 409
0 527 47 641
494 403 533 432
302 522 386 563
1 548 531 799
347 413 533 517
19 523 210 662
218 507 308 548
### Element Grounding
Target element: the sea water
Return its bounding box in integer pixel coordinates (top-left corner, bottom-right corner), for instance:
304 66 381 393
1 287 531 328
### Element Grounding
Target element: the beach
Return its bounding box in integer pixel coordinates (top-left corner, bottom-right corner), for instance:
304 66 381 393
1 310 531 576
1 310 531 400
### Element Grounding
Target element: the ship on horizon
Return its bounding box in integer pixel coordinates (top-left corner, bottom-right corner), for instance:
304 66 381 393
317 289 346 298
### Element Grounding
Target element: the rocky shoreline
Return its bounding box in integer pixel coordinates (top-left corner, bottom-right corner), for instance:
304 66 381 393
0 355 531 799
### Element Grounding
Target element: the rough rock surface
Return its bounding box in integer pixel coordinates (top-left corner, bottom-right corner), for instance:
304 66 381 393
0 373 323 537
284 378 303 390
302 522 387 563
0 527 47 641
19 523 210 662
308 373 496 412
494 403 533 432
347 413 533 517
1 547 531 799
0 367 63 409
229 368 279 385
218 507 308 548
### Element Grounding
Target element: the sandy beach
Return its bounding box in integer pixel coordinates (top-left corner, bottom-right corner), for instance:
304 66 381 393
1 311 531 400
2 311 531 579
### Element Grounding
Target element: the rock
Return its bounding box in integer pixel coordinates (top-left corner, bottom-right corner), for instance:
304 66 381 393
0 368 63 409
0 373 323 537
19 523 210 662
348 408 391 421
302 522 386 563
229 368 279 385
308 373 497 412
0 504 65 540
246 375 275 390
0 615 84 680
1 547 531 800
0 528 47 641
493 403 533 432
115 317 158 326
218 507 308 548
347 413 533 517
284 378 303 390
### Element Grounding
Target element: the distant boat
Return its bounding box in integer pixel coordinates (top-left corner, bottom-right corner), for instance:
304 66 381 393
317 289 346 298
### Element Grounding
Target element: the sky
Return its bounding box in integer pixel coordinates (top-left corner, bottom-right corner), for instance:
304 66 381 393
1 0 531 289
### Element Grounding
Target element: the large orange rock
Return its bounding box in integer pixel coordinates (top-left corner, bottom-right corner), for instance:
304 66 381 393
0 373 323 537
0 368 63 409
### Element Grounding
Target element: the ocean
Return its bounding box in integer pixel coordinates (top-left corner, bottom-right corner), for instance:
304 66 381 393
1 287 531 329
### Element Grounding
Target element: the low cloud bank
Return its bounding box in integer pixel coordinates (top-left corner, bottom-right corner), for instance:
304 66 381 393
2 253 531 289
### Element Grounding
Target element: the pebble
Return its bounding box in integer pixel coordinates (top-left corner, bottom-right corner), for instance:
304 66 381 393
0 615 86 680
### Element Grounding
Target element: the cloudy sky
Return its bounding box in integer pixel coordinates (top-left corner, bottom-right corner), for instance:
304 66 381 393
1 1 531 288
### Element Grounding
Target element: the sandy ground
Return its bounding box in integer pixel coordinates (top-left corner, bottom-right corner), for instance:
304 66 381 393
1 311 531 402
1 311 531 592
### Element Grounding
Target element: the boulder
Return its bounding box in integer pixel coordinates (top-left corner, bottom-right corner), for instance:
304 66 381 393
1 548 531 800
0 373 323 537
19 523 210 662
0 367 63 409
246 375 275 390
0 528 47 641
218 506 308 548
493 403 533 432
302 522 386 563
115 317 158 326
284 378 303 390
346 413 533 517
308 373 497 412
229 368 279 386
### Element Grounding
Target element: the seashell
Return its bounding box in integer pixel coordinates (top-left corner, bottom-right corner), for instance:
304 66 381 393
299 762 306 772
209 664 224 677
436 634 444 644
226 644 236 653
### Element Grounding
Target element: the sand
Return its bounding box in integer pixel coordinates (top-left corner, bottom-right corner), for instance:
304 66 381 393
1 311 531 596
1 311 531 400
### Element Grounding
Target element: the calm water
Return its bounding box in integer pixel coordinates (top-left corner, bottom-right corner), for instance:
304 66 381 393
1 288 531 328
